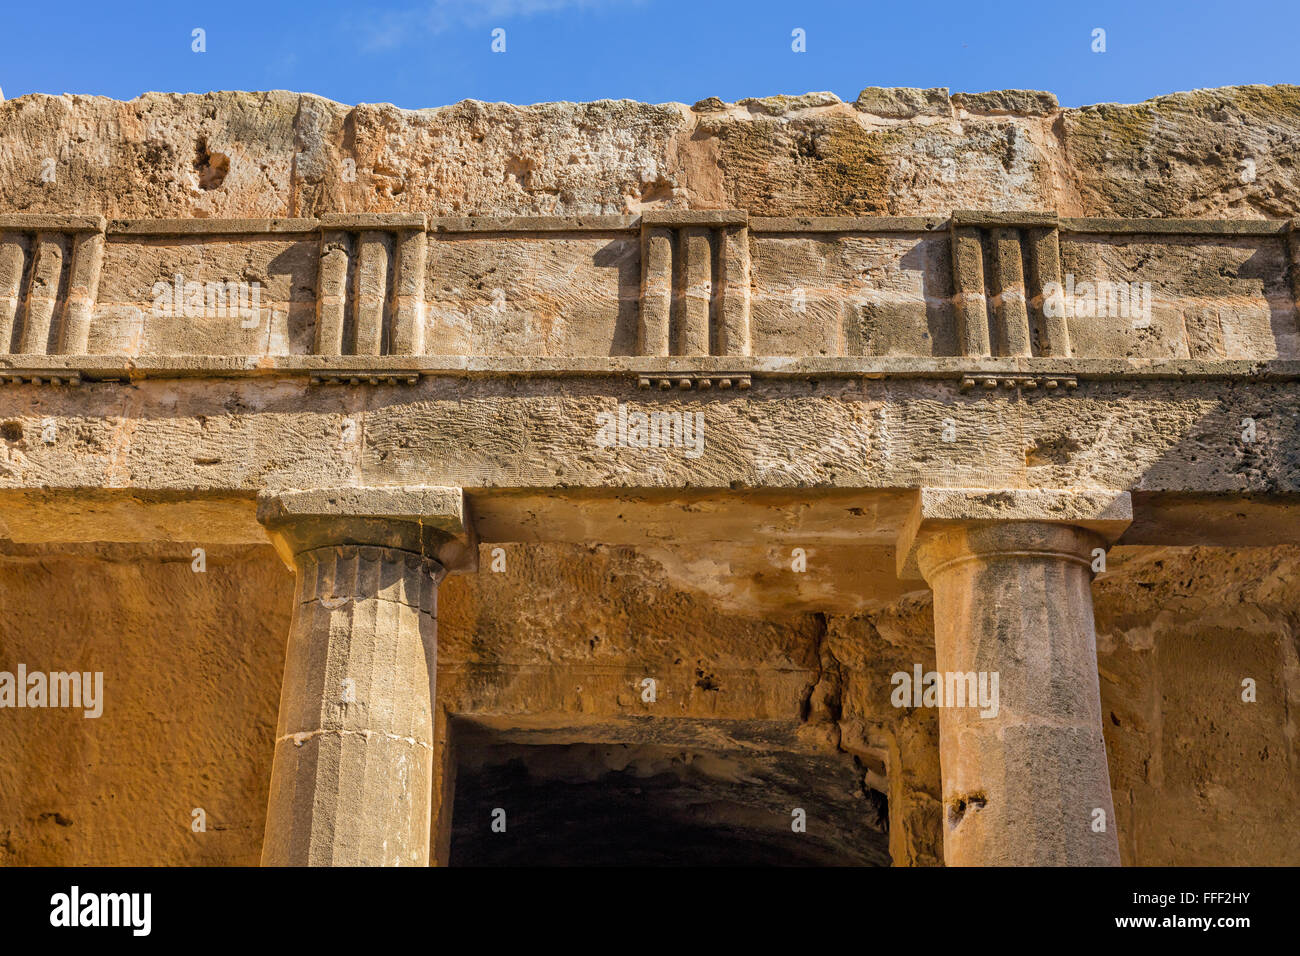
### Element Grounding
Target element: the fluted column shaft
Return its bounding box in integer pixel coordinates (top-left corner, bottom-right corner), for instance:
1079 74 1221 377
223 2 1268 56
262 544 444 866
916 521 1120 866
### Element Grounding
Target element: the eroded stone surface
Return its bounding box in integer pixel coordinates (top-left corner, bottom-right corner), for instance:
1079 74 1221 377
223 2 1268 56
0 540 1295 865
1 86 1298 866
1 85 1298 220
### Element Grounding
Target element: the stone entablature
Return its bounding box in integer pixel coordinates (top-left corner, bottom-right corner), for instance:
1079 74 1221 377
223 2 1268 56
1 211 1297 363
3 87 1299 871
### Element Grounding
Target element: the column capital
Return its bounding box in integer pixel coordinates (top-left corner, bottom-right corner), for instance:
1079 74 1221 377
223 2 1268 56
896 487 1132 581
257 485 477 573
257 485 470 866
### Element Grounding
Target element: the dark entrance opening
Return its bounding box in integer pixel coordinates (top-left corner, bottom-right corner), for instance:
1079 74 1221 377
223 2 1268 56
448 739 889 866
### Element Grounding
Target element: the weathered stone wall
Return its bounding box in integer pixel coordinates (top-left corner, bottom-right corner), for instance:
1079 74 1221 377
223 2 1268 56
0 544 286 865
6 217 1293 361
3 86 1299 220
1 540 1295 865
2 86 1298 865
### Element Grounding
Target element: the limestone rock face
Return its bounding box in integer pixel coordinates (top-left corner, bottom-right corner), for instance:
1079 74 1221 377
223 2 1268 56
0 86 1298 866
1 540 1295 866
2 85 1298 220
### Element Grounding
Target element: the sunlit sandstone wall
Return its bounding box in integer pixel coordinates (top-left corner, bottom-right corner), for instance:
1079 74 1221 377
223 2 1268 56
3 86 1300 220
0 541 1295 865
5 85 1300 362
0 85 1298 865
3 216 1294 361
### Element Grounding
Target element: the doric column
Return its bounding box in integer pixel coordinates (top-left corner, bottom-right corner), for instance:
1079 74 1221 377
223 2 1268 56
897 489 1132 866
257 486 475 866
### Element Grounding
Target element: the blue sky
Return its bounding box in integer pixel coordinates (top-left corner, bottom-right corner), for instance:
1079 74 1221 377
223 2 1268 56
2 0 1297 109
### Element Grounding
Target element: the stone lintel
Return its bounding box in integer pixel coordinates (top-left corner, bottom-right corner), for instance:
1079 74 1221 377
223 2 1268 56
950 209 1058 229
749 215 946 233
1061 217 1290 236
0 215 106 233
640 209 748 227
896 488 1133 580
6 353 1300 382
4 212 1295 241
109 218 317 236
319 213 428 231
257 485 476 573
431 215 636 233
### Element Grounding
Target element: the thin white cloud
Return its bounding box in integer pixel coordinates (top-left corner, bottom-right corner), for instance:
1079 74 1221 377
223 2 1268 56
360 0 641 51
